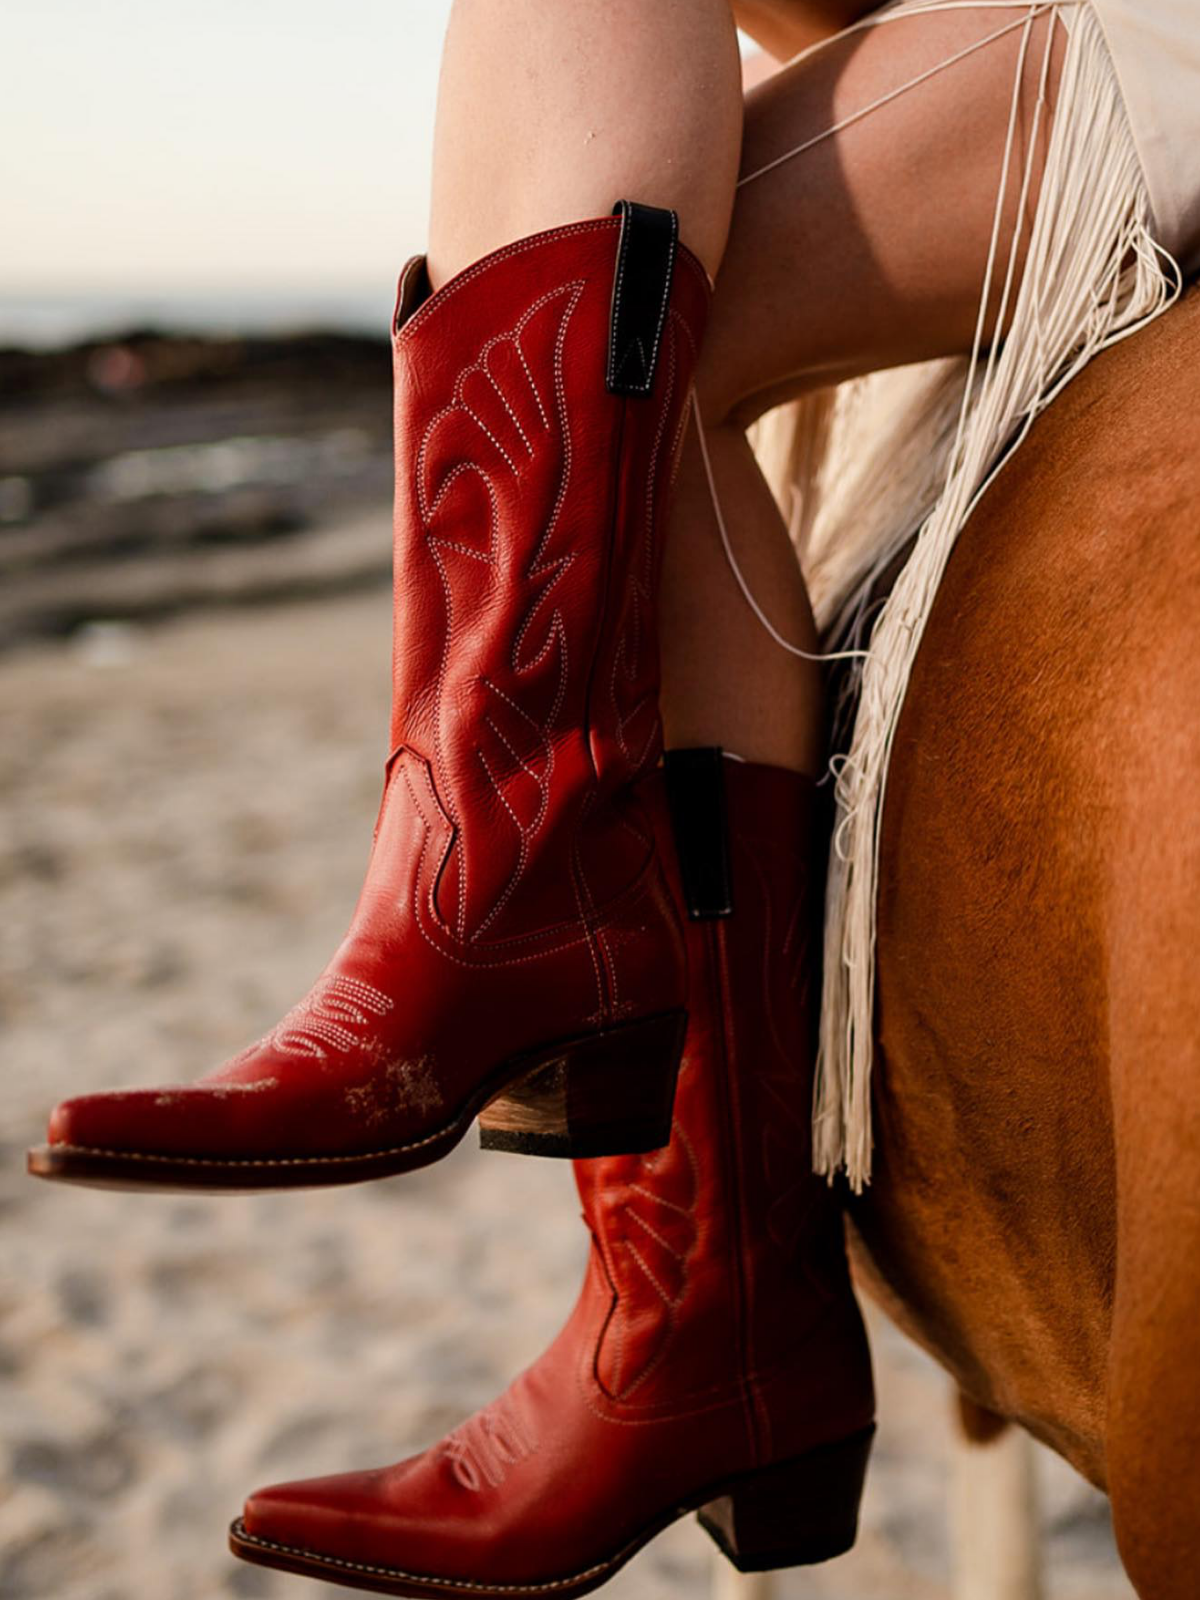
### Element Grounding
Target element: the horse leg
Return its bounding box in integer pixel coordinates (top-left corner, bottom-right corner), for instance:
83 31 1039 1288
709 1554 776 1600
952 1396 1043 1600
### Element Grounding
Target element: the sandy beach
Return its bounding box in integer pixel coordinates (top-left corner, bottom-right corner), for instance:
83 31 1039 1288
2 580 1135 1600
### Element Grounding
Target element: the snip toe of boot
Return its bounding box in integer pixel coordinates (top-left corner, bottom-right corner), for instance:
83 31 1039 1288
31 1088 212 1188
237 1469 403 1574
46 1099 77 1147
43 1085 232 1155
30 1083 285 1189
241 1472 351 1548
45 1089 153 1152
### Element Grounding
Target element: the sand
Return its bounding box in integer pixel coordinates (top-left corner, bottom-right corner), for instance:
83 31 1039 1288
1 586 1134 1600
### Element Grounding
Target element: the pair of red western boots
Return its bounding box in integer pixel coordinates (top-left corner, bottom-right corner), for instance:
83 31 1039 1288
28 202 874 1599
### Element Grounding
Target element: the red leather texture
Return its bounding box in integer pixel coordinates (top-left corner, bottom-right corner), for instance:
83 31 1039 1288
237 762 875 1589
43 216 710 1172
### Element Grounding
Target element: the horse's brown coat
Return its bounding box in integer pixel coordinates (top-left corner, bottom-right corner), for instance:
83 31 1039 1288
848 285 1200 1597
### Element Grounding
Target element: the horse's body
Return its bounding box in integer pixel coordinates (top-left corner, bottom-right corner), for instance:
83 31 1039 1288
847 285 1200 1597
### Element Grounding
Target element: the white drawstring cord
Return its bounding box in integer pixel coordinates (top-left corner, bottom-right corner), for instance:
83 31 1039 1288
690 389 870 664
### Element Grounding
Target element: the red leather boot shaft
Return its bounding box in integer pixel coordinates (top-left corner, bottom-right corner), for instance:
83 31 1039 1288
37 214 709 1185
387 219 708 946
235 761 875 1593
574 757 873 1460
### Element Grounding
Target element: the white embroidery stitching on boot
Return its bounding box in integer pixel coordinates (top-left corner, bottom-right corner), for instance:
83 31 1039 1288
443 1394 539 1491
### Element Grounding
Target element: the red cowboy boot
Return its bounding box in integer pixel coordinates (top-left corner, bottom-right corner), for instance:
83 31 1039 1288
28 205 710 1192
229 753 875 1598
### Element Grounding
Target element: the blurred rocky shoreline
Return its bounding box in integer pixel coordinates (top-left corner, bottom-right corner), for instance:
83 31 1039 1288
0 330 395 650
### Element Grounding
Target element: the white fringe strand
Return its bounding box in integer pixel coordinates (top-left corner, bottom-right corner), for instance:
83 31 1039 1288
730 0 1181 1188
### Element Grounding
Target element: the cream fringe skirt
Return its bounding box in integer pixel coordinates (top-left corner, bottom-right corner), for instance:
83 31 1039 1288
739 0 1186 1189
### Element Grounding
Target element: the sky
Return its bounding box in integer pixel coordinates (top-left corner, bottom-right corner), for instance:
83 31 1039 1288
4 1 759 336
3 0 455 298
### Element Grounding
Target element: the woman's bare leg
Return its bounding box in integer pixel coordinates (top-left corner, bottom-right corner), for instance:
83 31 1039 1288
662 6 1064 774
427 0 744 286
424 2 1063 776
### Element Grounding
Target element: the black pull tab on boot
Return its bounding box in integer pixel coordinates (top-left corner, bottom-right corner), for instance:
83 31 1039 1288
663 747 734 920
607 201 679 397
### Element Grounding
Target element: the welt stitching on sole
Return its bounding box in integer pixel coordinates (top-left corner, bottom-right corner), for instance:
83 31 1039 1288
232 1523 611 1594
44 1122 452 1169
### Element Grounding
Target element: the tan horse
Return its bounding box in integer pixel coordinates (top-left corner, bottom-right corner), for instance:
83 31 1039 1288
846 282 1200 1598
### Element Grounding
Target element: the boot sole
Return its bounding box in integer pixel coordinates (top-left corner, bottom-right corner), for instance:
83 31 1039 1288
24 1009 686 1193
227 1427 875 1598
